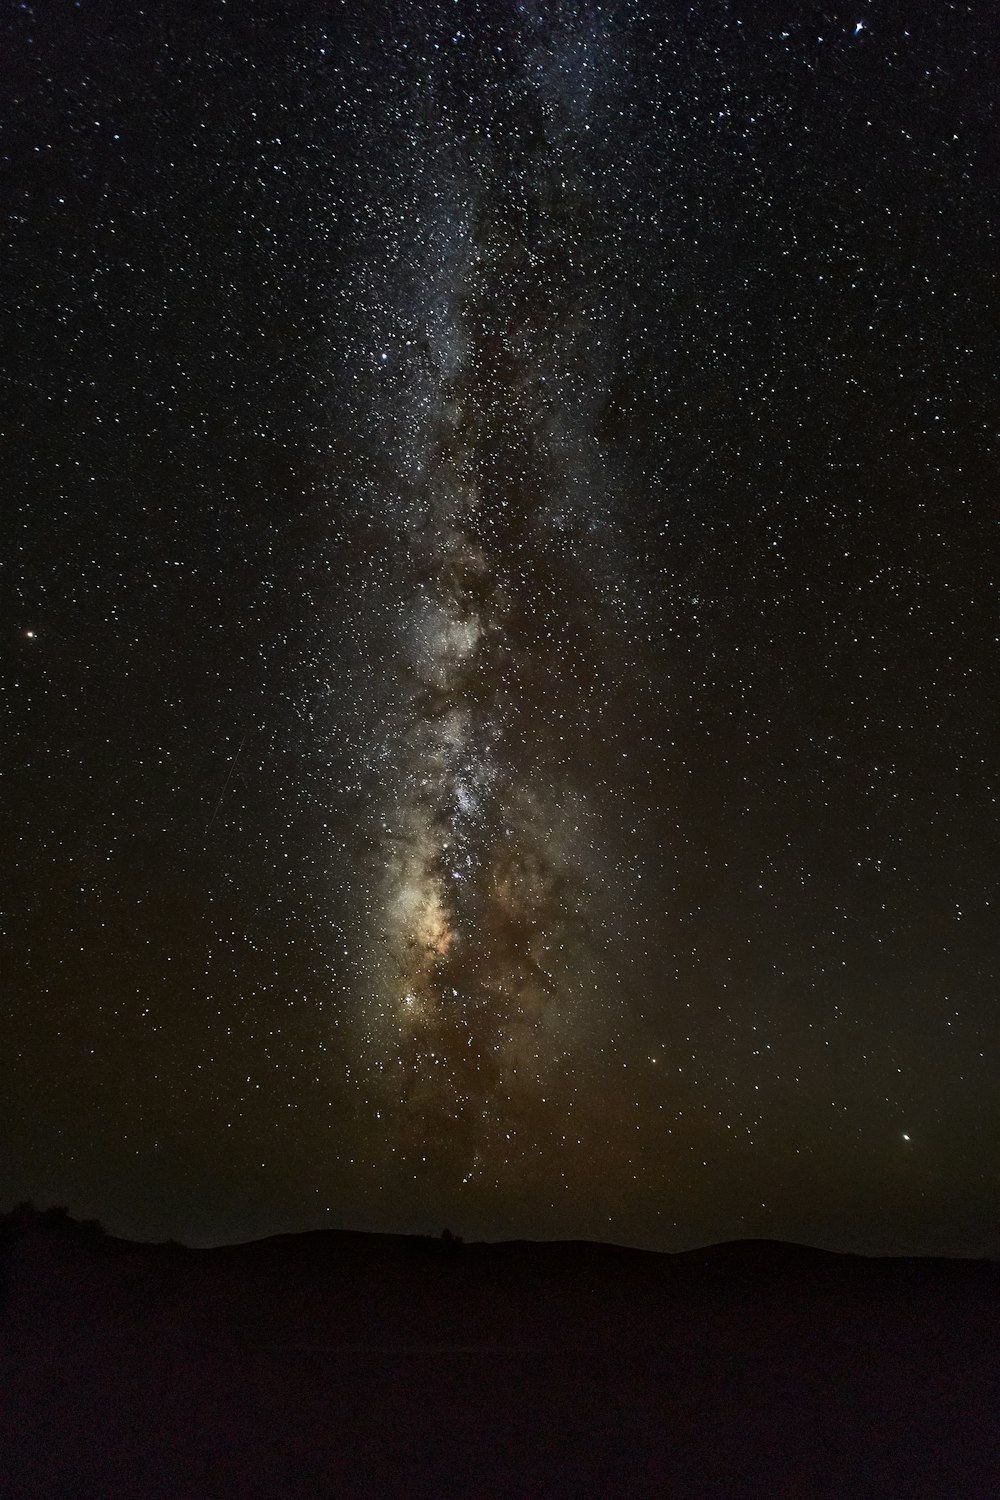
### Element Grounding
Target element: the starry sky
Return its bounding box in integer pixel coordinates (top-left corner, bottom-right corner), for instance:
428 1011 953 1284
4 0 997 1255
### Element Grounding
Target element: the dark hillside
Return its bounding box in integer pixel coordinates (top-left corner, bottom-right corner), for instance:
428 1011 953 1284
1 1210 998 1498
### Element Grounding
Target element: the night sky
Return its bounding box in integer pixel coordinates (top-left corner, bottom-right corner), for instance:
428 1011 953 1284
4 0 997 1255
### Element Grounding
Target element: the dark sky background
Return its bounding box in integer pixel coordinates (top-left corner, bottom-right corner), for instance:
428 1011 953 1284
4 0 997 1255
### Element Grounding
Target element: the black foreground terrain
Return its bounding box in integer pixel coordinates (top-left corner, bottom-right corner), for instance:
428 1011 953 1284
1 1212 998 1498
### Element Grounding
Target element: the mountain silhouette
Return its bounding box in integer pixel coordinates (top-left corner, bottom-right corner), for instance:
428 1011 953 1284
2 1208 998 1498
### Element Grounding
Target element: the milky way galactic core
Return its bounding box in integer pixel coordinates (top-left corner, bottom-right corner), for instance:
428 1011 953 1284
355 9 641 1162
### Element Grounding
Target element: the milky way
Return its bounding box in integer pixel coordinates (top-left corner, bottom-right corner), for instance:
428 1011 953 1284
358 8 638 1162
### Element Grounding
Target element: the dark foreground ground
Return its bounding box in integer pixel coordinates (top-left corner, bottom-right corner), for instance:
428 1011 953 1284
1 1213 998 1499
